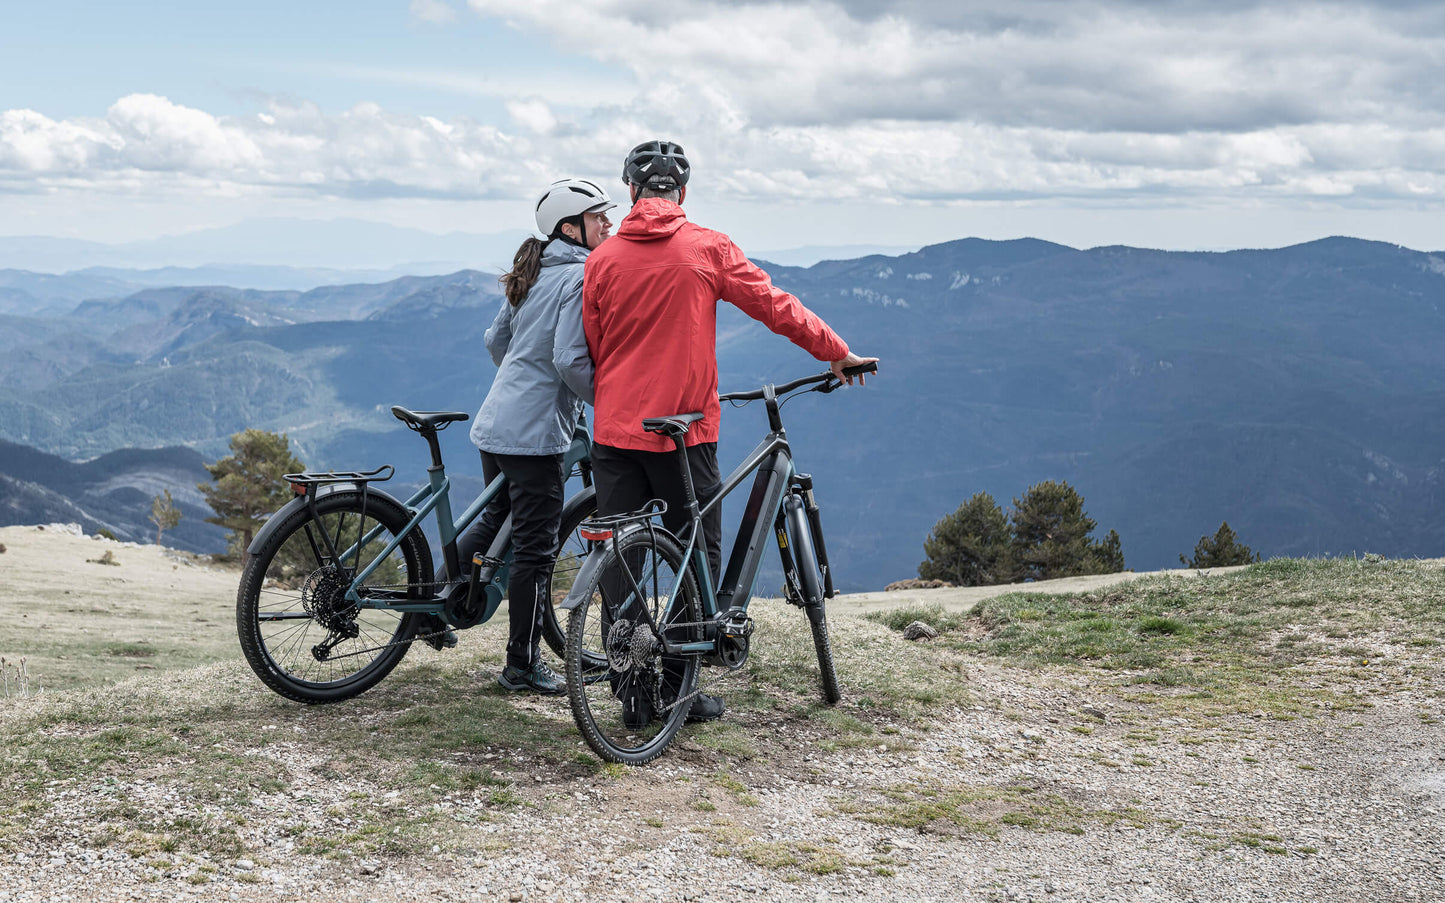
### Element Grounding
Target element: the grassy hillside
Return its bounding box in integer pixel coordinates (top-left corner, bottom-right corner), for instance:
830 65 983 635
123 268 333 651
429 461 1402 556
1 524 1441 896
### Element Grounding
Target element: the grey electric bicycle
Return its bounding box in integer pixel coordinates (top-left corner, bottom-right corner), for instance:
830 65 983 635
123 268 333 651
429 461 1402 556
236 406 595 704
561 362 875 764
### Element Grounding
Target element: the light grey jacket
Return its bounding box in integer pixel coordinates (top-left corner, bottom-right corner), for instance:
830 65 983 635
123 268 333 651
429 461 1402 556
470 240 595 455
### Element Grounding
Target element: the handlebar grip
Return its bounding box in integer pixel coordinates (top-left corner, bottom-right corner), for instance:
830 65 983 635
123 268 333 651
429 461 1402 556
842 361 878 378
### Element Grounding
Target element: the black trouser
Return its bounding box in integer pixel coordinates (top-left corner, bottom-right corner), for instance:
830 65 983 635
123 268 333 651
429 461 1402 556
593 442 722 709
591 441 722 585
456 451 565 670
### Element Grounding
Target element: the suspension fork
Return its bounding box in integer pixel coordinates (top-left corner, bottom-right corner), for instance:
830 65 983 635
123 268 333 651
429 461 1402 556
793 473 835 599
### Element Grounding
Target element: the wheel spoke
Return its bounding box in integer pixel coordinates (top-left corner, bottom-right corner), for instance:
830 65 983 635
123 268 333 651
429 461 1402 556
238 493 429 702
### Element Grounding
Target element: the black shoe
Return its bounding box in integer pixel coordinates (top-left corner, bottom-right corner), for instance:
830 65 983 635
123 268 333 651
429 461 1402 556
417 615 458 651
685 693 725 724
497 660 565 695
621 683 653 730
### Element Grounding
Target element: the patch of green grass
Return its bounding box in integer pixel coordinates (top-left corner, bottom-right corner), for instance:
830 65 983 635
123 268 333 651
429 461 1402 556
867 558 1445 717
864 604 969 634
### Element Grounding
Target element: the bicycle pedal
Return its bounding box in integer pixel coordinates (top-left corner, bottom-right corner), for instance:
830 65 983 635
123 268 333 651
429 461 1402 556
471 554 503 570
720 608 754 638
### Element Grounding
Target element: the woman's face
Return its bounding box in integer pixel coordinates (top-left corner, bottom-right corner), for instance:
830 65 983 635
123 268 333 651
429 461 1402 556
583 209 613 249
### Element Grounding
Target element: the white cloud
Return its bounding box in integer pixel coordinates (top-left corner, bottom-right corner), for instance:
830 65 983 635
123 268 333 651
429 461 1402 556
0 94 550 201
3 1 1445 214
505 99 558 135
409 0 459 25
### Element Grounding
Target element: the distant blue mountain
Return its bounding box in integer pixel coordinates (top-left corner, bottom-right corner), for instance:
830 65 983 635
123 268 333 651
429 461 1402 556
1 236 1443 586
0 439 224 552
0 218 529 273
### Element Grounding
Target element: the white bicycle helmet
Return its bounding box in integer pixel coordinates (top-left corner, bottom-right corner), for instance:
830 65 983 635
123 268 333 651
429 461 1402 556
534 178 616 237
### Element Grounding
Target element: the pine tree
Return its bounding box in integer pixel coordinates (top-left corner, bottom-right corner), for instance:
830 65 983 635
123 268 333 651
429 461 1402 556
1180 521 1260 568
1090 528 1125 573
919 492 1016 586
148 489 182 546
198 429 305 566
1010 480 1124 580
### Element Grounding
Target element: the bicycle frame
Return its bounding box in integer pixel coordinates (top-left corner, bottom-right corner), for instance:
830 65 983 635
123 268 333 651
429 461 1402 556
570 382 832 659
333 427 592 614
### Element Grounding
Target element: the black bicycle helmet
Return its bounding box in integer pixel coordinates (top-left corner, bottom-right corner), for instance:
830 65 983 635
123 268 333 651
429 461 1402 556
622 140 690 191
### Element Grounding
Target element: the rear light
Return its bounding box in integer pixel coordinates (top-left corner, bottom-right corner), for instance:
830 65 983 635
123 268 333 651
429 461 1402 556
578 527 613 542
290 482 307 496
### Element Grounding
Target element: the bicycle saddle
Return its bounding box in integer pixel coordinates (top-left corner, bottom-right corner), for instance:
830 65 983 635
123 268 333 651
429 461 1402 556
641 412 704 437
391 406 470 431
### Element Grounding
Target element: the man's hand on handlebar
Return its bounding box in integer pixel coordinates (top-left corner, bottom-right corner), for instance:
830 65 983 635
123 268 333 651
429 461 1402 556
830 353 880 386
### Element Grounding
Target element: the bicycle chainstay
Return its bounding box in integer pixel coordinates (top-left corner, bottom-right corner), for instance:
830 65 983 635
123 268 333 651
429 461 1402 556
633 616 750 717
306 579 453 662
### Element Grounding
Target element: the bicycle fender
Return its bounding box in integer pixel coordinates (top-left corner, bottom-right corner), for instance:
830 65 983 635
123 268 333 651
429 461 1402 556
559 545 608 611
557 515 645 612
246 484 412 556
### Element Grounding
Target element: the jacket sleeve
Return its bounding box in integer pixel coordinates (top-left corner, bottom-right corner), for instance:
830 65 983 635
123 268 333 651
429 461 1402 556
715 238 850 362
553 273 595 405
484 301 513 366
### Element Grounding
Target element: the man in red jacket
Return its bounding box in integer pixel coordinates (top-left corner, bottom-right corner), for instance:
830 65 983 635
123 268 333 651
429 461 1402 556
583 139 875 724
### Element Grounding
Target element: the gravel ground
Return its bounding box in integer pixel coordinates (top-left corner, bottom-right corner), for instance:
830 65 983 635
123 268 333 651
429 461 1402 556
2 650 1441 902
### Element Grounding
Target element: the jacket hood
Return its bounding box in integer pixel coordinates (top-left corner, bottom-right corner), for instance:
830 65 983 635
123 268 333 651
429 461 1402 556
616 198 687 241
541 238 591 266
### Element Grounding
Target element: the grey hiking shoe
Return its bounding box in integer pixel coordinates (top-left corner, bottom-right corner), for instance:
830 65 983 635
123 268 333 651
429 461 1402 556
685 693 725 724
497 660 565 695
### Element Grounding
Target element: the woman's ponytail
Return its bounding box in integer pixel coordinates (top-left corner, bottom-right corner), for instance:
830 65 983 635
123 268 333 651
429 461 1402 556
499 236 548 307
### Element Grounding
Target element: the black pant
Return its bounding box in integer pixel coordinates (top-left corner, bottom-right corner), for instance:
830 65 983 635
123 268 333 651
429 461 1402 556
456 451 565 670
591 441 722 584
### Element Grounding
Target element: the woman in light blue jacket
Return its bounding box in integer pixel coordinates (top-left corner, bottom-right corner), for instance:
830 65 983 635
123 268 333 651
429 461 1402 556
452 178 614 694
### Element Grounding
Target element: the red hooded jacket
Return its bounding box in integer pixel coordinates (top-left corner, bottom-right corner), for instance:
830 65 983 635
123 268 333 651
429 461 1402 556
582 199 850 452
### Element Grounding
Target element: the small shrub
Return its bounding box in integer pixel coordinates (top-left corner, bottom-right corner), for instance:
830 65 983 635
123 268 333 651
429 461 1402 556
87 550 120 566
96 529 117 541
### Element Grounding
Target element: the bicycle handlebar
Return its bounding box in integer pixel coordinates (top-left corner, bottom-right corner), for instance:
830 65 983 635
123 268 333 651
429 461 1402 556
719 361 877 403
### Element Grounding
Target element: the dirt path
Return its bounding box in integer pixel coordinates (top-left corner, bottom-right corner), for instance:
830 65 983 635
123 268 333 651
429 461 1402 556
0 527 1441 901
4 654 1442 902
832 566 1252 617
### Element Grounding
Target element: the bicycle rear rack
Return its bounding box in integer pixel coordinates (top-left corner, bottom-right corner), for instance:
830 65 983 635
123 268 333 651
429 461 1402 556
284 465 394 497
576 499 669 541
278 465 396 574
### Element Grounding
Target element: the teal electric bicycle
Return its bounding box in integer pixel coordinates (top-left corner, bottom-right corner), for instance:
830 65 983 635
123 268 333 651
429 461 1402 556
236 406 595 703
562 362 875 764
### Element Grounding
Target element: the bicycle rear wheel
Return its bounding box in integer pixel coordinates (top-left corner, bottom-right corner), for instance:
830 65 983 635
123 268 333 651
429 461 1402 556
237 491 433 703
565 527 700 765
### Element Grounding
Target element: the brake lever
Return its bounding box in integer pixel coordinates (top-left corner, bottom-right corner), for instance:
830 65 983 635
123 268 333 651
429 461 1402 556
815 378 842 394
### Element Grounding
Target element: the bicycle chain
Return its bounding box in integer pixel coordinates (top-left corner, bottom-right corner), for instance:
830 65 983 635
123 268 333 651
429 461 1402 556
304 579 455 663
653 664 741 716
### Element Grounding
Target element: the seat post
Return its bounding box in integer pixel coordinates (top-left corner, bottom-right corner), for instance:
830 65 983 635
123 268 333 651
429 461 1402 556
422 429 445 469
672 433 700 518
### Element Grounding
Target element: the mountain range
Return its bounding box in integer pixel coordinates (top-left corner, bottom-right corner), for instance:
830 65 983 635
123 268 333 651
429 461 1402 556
1 235 1442 589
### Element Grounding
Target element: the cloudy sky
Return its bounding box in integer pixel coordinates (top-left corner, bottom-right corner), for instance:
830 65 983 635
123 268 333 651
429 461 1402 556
2 0 1444 258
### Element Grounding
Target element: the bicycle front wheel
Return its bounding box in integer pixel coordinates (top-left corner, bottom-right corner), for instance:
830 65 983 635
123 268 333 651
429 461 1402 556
565 527 700 765
789 508 842 705
237 491 433 703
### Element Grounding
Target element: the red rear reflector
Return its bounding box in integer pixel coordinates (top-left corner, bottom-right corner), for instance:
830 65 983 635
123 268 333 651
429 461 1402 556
290 482 307 496
578 527 613 542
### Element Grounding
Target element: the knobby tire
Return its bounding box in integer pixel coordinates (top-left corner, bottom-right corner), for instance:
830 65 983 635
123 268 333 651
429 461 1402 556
565 527 700 765
236 491 432 703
